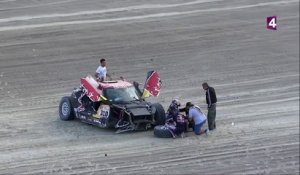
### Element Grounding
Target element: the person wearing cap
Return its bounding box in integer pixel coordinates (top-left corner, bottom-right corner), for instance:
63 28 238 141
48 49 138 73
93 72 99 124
95 58 111 82
185 102 208 135
202 82 217 131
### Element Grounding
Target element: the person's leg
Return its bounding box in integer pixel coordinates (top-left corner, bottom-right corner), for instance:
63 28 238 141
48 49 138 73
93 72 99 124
185 119 189 132
193 123 201 135
207 108 214 130
210 105 216 130
194 121 206 135
187 120 194 132
213 107 216 129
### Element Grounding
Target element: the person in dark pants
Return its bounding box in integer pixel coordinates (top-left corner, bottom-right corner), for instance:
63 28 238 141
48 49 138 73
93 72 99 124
202 82 217 131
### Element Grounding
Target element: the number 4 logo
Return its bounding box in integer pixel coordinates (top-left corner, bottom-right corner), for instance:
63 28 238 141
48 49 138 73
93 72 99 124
267 16 277 30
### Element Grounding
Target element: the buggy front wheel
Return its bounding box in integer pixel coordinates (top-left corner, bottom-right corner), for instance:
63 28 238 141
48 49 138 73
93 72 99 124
59 96 75 121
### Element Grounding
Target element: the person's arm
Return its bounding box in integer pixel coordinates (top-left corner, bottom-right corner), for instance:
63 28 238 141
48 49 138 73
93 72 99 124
179 107 186 112
212 88 217 103
207 88 212 108
187 109 193 122
95 67 100 79
95 72 99 78
95 72 104 82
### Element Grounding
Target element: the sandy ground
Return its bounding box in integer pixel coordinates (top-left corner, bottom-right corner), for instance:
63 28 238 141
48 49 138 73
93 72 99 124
0 0 299 174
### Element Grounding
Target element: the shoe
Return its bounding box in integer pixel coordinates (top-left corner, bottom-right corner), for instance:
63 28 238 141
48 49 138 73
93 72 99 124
205 129 209 136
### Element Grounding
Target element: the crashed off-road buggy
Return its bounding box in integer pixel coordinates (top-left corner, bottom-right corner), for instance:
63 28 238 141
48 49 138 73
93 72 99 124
59 71 166 133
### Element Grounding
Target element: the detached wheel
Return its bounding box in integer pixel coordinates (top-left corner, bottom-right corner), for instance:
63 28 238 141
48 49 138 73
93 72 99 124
59 96 75 121
154 125 173 138
152 103 166 125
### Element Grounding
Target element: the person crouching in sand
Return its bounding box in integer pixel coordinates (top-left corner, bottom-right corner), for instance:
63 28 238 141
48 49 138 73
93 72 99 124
185 102 208 135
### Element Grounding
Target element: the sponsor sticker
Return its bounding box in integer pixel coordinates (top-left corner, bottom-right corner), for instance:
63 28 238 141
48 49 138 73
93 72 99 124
98 105 110 119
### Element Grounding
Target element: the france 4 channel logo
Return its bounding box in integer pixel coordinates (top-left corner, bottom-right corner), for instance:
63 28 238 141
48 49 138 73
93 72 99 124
267 16 277 30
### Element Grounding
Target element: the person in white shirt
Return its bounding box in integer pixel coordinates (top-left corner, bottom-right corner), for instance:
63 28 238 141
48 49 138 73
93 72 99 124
185 102 208 135
95 58 111 82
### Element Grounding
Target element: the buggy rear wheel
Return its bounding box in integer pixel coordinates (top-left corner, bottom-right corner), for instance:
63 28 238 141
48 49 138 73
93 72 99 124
59 96 75 121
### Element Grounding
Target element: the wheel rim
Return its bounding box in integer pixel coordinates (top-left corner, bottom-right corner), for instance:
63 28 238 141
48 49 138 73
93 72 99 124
61 102 69 116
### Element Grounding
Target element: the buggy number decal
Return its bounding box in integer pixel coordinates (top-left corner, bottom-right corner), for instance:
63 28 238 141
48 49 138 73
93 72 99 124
98 105 110 119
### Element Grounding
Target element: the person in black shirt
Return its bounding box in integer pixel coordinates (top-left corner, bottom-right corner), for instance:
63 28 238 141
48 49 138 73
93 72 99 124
202 82 217 131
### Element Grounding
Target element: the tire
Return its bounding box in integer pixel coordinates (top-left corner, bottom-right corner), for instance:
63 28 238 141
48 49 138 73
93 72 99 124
152 103 166 125
59 96 75 121
154 125 173 138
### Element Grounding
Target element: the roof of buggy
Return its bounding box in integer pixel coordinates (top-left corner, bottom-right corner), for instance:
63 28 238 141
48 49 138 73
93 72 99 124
98 80 133 89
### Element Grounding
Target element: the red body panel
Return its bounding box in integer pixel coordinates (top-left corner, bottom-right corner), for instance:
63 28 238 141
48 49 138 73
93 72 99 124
80 77 101 102
144 71 161 97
